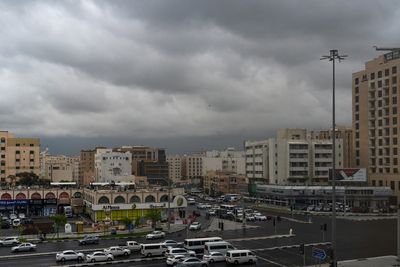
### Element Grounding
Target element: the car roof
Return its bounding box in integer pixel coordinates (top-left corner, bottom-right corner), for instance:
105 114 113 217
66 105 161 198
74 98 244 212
63 250 76 253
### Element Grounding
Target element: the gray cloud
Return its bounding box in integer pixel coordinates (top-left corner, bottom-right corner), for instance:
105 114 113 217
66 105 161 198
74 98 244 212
0 0 399 153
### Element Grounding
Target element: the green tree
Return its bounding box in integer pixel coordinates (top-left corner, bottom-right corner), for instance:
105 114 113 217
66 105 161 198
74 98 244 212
16 172 39 186
50 214 67 238
120 217 132 231
146 208 161 228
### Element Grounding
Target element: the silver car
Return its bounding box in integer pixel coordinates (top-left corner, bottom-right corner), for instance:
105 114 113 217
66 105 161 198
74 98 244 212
11 243 36 252
176 257 209 267
86 251 114 263
56 250 85 262
103 246 131 257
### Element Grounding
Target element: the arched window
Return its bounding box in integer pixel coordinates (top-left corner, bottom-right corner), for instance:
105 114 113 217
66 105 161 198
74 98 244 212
59 192 70 199
160 195 169 202
73 192 82 198
45 192 56 199
15 193 26 199
114 196 125 204
98 196 110 204
145 195 155 203
31 192 41 199
130 196 141 203
0 138 5 143
1 193 11 200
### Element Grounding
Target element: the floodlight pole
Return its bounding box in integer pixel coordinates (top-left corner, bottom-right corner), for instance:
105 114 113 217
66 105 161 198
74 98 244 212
321 49 347 267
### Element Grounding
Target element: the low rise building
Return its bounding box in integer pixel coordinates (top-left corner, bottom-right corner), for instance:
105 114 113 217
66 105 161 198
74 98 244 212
204 170 248 197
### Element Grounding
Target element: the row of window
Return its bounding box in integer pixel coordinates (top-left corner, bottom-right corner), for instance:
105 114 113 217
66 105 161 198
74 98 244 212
354 67 397 85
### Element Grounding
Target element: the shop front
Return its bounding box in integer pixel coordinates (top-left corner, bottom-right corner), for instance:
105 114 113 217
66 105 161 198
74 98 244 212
0 199 28 215
85 195 188 223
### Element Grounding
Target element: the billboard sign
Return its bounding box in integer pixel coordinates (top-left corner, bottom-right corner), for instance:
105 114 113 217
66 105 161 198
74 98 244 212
329 168 367 182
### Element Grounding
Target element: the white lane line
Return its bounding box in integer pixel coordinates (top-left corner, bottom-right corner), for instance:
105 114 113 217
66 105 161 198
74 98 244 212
226 234 295 242
256 255 287 267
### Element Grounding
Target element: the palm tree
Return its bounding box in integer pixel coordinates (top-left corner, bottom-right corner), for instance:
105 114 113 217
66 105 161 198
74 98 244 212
50 214 67 238
7 175 16 186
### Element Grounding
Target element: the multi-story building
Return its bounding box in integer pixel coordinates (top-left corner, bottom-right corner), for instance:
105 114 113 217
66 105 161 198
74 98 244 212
182 154 203 185
244 139 269 183
202 148 246 175
79 148 100 185
113 146 168 184
245 129 345 186
0 131 40 184
40 148 80 182
94 151 132 183
353 51 400 197
204 170 248 197
166 155 183 184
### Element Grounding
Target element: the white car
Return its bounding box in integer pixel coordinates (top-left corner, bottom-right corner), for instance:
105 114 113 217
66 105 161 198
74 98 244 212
176 257 209 267
163 240 183 248
166 247 196 257
0 237 19 246
104 246 131 257
11 243 36 252
9 214 17 220
203 251 225 263
146 231 166 240
254 214 267 221
86 251 114 263
245 215 255 221
166 254 186 266
12 219 21 227
56 250 85 262
18 213 26 219
126 240 141 251
189 222 201 230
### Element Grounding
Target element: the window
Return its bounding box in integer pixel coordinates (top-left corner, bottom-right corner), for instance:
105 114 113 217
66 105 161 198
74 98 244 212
394 138 398 145
394 117 398 125
379 180 383 186
378 71 382 78
378 80 382 88
16 151 20 154
355 78 359 85
355 86 359 94
391 181 395 190
393 77 397 84
393 97 398 105
371 72 375 80
394 107 398 114
385 69 390 76
394 147 398 155
16 143 20 147
393 66 397 74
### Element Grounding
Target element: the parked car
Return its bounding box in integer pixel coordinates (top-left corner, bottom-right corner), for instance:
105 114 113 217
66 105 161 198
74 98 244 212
12 219 21 227
245 215 255 221
254 214 267 221
163 240 183 248
9 214 17 220
203 251 225 263
18 213 26 219
166 254 186 266
86 251 114 263
0 237 19 246
56 250 85 262
189 222 201 230
79 235 99 245
207 210 216 216
146 231 166 240
176 257 209 267
11 243 36 252
126 240 141 251
104 246 131 257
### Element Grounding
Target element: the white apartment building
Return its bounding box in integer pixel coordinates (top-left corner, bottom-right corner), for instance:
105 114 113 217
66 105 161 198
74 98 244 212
95 150 132 183
166 155 182 183
202 148 245 175
40 148 80 182
245 129 344 185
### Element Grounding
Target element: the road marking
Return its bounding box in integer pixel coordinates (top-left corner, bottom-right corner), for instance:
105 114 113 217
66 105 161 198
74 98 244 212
226 234 295 242
253 242 331 252
256 254 287 267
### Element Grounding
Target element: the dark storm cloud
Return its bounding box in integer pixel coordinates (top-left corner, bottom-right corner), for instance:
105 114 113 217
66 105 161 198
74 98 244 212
0 0 399 153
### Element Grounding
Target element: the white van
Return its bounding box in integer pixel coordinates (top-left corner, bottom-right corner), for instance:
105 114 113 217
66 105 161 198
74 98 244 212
204 241 235 255
140 243 167 257
225 250 257 265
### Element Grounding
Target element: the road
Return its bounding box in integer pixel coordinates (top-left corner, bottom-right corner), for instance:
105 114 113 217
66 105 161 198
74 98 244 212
0 202 396 266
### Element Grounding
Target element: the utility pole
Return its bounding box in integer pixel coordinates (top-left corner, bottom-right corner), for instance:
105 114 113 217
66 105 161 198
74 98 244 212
321 50 347 267
167 178 171 233
373 46 400 263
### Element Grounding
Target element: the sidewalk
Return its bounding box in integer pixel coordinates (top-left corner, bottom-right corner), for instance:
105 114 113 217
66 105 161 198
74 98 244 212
5 223 187 243
306 255 398 267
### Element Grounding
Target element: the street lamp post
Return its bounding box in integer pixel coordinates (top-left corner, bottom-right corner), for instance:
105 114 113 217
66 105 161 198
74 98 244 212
321 49 347 267
167 178 171 233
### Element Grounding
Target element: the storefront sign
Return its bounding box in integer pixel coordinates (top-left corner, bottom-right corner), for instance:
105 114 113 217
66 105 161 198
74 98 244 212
102 205 120 210
29 199 43 205
0 200 28 206
44 199 58 205
150 203 166 208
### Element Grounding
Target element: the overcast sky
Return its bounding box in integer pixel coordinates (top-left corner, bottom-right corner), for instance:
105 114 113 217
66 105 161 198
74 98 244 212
0 0 399 155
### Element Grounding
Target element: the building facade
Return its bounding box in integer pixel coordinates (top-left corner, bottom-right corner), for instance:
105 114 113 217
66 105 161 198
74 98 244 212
353 51 400 198
202 148 246 176
245 129 345 186
166 155 183 184
40 148 80 182
95 151 132 183
204 170 248 197
79 149 98 185
0 131 40 184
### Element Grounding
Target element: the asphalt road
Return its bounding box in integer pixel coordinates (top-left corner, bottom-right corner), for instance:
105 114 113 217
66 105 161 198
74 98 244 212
0 202 396 267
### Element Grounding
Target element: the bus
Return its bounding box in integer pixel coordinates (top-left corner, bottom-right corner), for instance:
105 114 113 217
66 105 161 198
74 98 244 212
183 237 223 253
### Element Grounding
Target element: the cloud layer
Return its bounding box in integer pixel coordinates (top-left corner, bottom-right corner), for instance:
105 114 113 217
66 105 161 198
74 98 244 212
1 0 400 152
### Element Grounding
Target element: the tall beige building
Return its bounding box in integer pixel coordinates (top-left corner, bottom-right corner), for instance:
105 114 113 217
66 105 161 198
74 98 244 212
166 155 183 183
0 131 40 184
353 51 400 197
